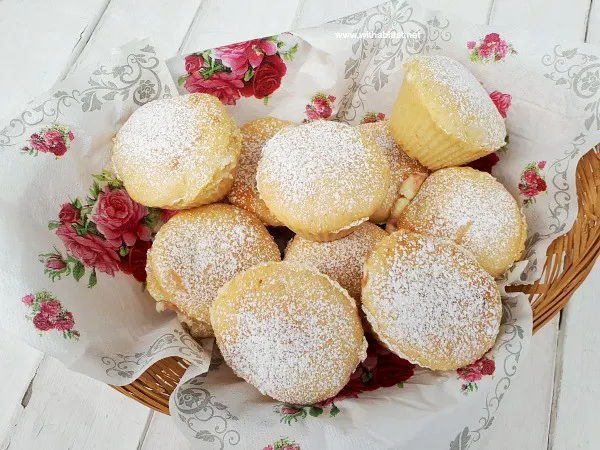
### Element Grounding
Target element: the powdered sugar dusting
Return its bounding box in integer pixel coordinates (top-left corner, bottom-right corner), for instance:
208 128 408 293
113 94 239 198
407 55 505 148
213 262 366 404
358 121 429 222
227 117 293 222
362 231 501 369
284 222 387 300
148 204 280 331
398 167 525 277
256 120 388 231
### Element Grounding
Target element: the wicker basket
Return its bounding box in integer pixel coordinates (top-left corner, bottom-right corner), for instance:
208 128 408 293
112 147 600 415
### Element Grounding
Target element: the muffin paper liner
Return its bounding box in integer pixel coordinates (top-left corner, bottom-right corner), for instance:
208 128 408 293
2 0 600 447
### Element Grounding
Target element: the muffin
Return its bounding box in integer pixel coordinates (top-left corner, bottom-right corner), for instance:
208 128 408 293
358 120 429 228
146 204 280 338
256 120 390 241
361 230 502 371
112 93 242 209
211 262 366 404
227 117 294 226
390 55 506 170
397 167 527 278
284 222 387 301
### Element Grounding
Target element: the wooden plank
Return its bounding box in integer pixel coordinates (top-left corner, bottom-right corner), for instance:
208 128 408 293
0 0 110 121
3 357 151 449
70 0 205 73
548 259 600 449
180 0 300 54
0 338 43 444
491 0 592 42
418 0 494 25
140 411 193 450
0 1 207 448
484 317 559 450
585 0 600 45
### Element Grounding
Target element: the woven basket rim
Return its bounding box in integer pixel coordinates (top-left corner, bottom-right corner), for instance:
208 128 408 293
113 146 600 415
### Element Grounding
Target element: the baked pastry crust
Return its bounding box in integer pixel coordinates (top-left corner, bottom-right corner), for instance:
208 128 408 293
361 230 502 371
256 120 390 241
227 117 294 226
284 222 387 301
112 93 242 209
211 262 367 404
397 167 527 278
146 204 280 338
358 120 429 227
390 55 506 170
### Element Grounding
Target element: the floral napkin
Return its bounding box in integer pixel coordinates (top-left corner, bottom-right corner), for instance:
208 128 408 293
0 39 210 384
1 0 599 448
164 0 600 447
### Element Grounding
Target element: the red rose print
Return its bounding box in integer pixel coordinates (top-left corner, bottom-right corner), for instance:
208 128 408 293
23 125 74 158
92 187 150 248
316 334 414 407
184 70 244 105
480 358 495 376
523 169 538 184
58 202 80 224
45 254 67 271
360 112 386 124
280 405 302 416
538 160 546 169
469 33 517 63
40 300 61 318
160 209 178 223
304 93 336 122
56 224 120 275
43 129 68 156
467 152 500 174
457 368 483 383
21 294 35 306
23 291 80 339
33 313 54 331
54 312 75 331
489 91 512 118
250 54 287 100
185 54 205 73
118 239 152 283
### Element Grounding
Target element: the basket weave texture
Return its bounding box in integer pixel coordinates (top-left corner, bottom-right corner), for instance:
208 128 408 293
112 147 600 415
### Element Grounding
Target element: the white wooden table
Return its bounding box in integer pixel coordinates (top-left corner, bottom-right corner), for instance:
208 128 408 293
0 0 598 448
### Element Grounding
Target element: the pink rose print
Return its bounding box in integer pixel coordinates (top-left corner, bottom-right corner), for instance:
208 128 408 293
180 34 298 105
360 112 386 124
56 224 120 276
22 124 75 157
58 202 80 224
92 187 150 248
40 170 167 288
489 90 512 118
468 33 517 63
21 294 35 306
277 334 414 422
214 39 277 72
303 93 336 123
519 161 548 207
457 356 496 394
22 291 79 340
263 439 301 450
184 70 244 106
